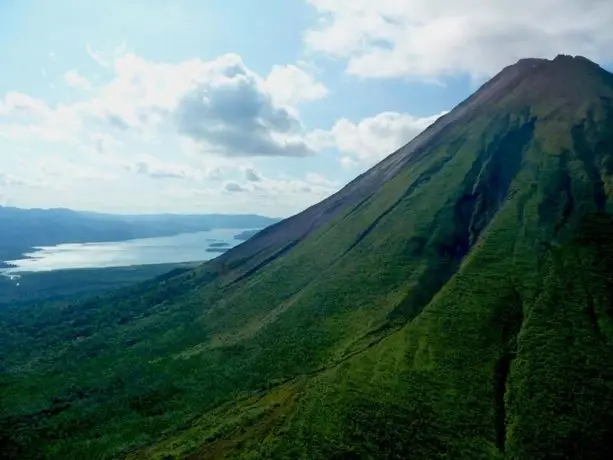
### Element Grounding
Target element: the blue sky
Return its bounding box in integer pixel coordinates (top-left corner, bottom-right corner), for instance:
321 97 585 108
1 0 612 217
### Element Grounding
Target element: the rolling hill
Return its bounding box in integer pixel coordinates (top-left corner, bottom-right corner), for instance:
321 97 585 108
2 54 613 459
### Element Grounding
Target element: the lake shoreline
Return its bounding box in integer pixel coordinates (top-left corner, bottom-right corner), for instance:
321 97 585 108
1 228 260 274
1 260 202 277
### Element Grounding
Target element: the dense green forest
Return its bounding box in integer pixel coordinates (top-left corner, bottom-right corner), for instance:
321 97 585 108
0 263 198 306
2 55 613 459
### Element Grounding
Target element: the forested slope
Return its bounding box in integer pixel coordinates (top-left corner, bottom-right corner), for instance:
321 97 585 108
2 55 613 459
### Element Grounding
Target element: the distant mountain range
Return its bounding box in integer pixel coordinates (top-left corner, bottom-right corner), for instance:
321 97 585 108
0 206 280 263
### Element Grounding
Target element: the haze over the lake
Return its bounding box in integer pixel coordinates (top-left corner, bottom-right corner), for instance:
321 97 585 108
2 228 254 273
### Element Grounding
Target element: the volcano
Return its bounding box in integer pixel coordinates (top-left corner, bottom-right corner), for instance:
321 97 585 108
3 55 613 460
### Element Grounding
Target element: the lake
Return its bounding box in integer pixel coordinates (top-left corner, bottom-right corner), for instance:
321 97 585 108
1 228 256 274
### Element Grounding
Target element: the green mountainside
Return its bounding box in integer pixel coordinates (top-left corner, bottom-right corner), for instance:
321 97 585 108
2 54 613 459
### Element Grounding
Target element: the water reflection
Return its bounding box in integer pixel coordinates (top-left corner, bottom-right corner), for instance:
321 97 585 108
2 228 255 273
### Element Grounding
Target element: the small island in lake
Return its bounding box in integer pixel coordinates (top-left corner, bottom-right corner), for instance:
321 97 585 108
209 242 230 248
234 229 261 241
206 248 228 253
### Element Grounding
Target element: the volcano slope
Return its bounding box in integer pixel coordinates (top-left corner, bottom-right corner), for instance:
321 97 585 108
2 54 613 459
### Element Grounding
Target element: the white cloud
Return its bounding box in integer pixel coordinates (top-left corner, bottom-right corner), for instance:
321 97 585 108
264 64 329 107
305 0 613 79
64 69 92 90
224 181 248 193
0 92 86 145
304 172 336 187
127 155 223 181
86 132 118 155
168 54 323 157
229 169 338 197
162 168 339 216
311 110 447 166
1 45 393 215
0 173 47 206
206 168 337 201
244 167 263 182
85 52 325 158
0 173 44 188
35 155 117 183
130 159 198 180
86 43 110 67
0 92 51 118
5 51 326 159
339 156 359 169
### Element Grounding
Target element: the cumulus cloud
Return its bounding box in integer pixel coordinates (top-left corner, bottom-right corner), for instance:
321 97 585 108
87 132 118 155
311 110 447 166
64 70 92 90
173 59 315 157
130 160 198 180
127 156 223 181
304 172 336 187
161 167 341 215
0 91 87 145
0 92 51 118
245 167 262 182
0 173 46 206
305 0 613 79
244 169 337 197
224 181 248 193
0 173 42 188
36 156 117 182
85 42 128 68
212 168 339 200
84 52 323 158
263 63 329 107
2 51 326 159
339 156 359 169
